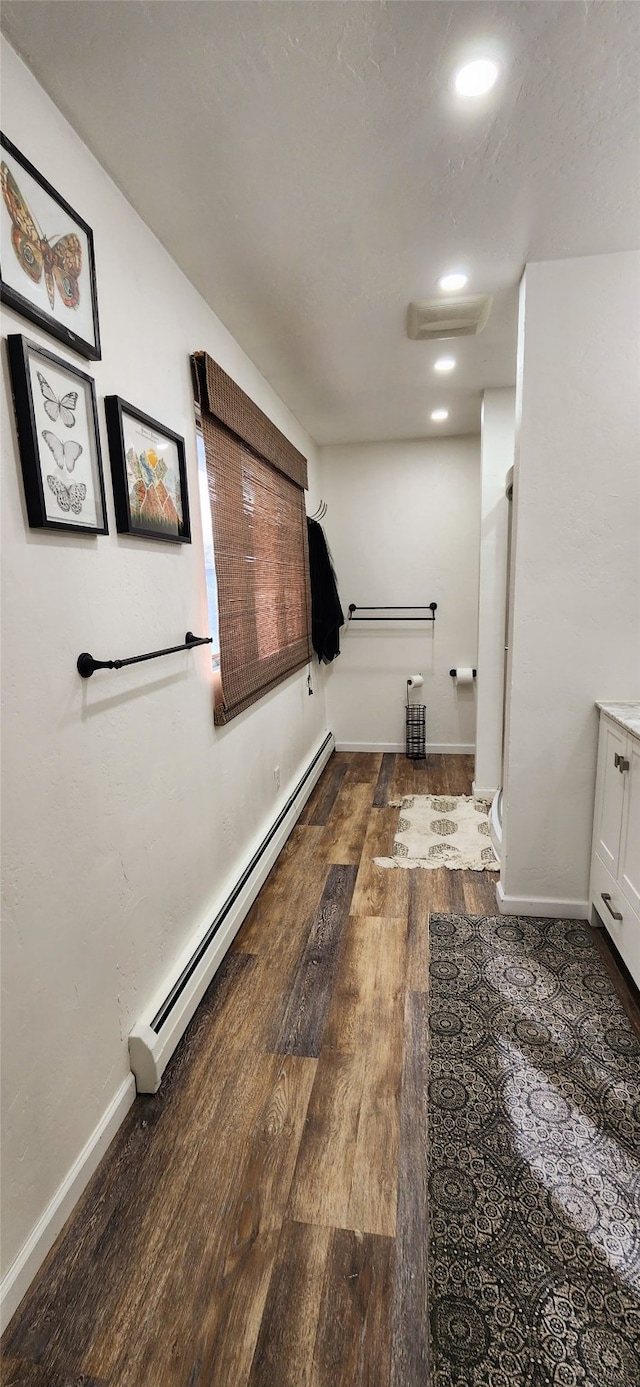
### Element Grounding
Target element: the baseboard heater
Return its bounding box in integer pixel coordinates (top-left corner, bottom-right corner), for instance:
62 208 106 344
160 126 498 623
129 730 335 1093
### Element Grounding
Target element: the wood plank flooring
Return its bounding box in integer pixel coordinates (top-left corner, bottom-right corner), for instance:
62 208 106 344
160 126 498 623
3 751 637 1387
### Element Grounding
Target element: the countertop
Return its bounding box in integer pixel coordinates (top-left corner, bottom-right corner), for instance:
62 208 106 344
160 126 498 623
596 701 640 739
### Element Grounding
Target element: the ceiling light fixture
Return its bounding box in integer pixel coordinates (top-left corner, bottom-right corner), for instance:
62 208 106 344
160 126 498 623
438 272 468 292
434 357 456 373
431 409 449 422
454 58 500 99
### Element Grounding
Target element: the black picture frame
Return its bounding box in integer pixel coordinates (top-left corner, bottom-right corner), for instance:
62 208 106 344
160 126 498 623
105 396 191 544
1 133 101 361
7 334 108 534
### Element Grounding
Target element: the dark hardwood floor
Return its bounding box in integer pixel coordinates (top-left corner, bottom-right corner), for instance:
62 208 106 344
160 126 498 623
2 752 637 1386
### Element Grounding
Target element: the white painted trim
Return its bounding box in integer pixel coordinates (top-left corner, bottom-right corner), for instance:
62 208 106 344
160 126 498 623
472 782 497 801
1 1074 136 1334
129 731 336 1094
496 880 589 920
335 742 475 754
489 788 502 862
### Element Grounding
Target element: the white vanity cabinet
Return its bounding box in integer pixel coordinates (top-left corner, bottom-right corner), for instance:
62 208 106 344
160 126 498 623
589 703 640 987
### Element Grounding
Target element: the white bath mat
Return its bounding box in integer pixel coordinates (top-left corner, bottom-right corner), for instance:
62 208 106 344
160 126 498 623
374 794 498 871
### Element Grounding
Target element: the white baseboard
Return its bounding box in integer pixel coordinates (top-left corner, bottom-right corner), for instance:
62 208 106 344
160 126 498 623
335 742 475 754
472 781 497 801
336 742 404 752
430 745 475 755
496 880 589 920
0 1074 136 1334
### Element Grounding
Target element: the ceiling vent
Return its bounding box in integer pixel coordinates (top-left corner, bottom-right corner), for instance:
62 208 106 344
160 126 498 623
407 295 492 340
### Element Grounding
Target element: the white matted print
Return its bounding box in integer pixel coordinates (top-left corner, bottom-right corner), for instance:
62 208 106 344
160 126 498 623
8 335 108 534
1 134 101 360
105 396 190 544
122 413 184 537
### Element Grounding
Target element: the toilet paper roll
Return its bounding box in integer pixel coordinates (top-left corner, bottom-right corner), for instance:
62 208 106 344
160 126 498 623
454 667 475 687
407 674 424 690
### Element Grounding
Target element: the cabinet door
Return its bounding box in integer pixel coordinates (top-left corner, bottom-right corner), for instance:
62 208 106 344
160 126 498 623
619 735 640 914
593 718 627 877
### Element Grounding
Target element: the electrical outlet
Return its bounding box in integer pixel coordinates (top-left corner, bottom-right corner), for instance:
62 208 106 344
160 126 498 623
274 765 280 791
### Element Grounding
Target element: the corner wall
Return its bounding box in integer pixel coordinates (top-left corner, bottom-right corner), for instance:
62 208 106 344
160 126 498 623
501 251 640 915
0 40 327 1311
474 388 515 798
318 437 481 751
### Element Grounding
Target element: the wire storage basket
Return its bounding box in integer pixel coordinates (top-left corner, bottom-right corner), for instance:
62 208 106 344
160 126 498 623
405 703 426 759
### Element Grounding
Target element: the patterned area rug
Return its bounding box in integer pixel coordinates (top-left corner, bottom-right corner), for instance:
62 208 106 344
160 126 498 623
374 795 498 871
428 913 640 1387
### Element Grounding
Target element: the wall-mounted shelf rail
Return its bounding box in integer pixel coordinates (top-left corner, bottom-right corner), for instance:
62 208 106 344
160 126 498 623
77 631 212 679
348 602 437 623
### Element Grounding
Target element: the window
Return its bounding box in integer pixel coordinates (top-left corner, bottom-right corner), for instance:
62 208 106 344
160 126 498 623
195 426 220 672
191 352 312 725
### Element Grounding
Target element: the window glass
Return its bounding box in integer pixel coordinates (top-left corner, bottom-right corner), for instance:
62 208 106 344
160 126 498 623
196 427 220 671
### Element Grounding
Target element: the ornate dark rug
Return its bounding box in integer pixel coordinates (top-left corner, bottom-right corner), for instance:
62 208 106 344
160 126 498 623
428 913 640 1387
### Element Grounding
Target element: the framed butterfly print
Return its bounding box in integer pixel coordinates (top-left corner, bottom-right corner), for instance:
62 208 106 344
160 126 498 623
7 335 108 534
1 133 101 360
105 397 191 544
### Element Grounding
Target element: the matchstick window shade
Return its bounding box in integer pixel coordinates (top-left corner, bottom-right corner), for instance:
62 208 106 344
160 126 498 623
191 352 312 725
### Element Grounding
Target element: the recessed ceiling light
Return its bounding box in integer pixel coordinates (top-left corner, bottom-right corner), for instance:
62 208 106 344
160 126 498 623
438 272 468 292
454 58 500 99
434 357 456 373
431 409 449 422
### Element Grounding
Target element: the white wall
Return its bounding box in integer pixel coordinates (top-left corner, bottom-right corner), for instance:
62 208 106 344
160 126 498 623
1 40 327 1302
319 438 481 751
501 251 640 914
474 389 515 798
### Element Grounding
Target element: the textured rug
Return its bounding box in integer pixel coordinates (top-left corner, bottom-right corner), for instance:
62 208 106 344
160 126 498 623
374 795 498 871
427 913 640 1387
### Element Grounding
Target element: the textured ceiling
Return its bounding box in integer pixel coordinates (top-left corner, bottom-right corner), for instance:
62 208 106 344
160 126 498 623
2 1 639 444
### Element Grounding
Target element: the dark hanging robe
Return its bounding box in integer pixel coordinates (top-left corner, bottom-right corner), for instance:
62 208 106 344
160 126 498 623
306 517 344 663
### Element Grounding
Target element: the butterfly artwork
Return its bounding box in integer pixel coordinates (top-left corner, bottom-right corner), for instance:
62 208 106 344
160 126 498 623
1 161 82 311
42 429 83 473
36 370 78 426
1 137 101 360
7 333 107 532
46 474 87 515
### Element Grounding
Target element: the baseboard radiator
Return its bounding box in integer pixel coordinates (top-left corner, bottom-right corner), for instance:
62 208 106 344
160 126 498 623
129 731 335 1093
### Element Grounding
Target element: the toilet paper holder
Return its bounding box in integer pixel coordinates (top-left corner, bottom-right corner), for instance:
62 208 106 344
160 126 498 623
450 668 477 677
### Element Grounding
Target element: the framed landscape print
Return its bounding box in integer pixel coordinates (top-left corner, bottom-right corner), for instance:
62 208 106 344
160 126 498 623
1 133 101 360
7 335 108 534
105 397 191 544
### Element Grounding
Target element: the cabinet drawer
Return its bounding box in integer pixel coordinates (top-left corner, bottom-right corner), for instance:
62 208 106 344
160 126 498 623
590 853 640 989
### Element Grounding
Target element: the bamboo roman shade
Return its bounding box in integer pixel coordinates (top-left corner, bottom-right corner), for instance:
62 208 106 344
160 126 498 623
191 352 312 725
